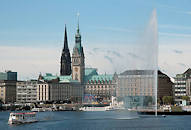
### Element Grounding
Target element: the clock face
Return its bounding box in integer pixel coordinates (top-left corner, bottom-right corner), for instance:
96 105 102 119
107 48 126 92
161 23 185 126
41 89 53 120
75 67 78 71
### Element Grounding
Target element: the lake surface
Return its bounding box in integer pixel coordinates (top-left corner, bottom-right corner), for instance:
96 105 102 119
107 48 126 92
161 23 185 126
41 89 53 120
0 110 191 130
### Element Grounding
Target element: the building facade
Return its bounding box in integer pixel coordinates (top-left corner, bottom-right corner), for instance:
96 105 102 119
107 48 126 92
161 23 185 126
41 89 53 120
158 70 174 101
84 68 116 102
0 71 17 103
37 79 83 103
0 71 17 81
115 70 174 107
0 80 17 103
16 80 38 103
174 68 191 100
116 70 155 98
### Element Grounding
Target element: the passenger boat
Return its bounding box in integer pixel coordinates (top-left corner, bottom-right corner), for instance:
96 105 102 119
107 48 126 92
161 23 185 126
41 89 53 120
8 112 37 125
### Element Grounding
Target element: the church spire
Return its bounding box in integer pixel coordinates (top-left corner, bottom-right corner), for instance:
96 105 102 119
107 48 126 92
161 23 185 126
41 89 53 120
60 24 71 76
64 25 68 51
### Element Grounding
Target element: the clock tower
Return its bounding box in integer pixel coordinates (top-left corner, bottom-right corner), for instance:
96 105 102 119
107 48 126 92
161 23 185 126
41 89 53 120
72 15 85 83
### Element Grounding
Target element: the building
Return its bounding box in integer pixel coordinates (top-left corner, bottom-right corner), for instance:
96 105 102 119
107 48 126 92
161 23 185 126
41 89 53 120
16 80 38 103
37 74 83 103
116 70 174 107
0 80 17 103
116 70 155 108
0 71 17 81
71 20 85 83
38 19 115 104
0 71 17 103
84 68 116 102
158 70 174 101
174 68 191 100
38 22 85 103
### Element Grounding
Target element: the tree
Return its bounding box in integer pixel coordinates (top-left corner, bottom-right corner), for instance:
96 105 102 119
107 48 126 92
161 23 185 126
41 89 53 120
162 96 173 105
182 96 190 101
143 96 153 106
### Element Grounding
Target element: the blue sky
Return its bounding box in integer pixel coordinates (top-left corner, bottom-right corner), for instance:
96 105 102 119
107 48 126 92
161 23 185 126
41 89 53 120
0 0 191 79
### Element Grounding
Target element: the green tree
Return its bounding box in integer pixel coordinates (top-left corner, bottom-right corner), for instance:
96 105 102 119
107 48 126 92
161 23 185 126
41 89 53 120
143 96 153 106
182 96 190 101
162 96 173 105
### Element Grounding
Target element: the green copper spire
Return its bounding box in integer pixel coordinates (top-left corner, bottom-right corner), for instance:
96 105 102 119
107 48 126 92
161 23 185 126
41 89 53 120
77 12 80 34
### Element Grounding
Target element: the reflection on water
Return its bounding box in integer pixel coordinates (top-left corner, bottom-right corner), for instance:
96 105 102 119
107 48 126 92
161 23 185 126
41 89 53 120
0 111 191 130
38 110 138 122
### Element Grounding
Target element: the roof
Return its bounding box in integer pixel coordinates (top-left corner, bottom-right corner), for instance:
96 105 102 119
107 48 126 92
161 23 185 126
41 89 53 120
42 73 78 83
85 68 98 76
84 68 113 83
88 74 113 82
175 68 191 78
42 68 114 83
43 73 58 81
120 70 154 75
184 68 191 75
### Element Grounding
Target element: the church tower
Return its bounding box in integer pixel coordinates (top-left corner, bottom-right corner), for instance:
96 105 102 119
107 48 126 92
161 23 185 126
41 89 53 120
72 15 85 83
60 25 72 75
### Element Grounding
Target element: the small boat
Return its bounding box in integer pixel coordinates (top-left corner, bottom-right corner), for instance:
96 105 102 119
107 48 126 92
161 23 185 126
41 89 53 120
8 112 38 125
79 107 107 111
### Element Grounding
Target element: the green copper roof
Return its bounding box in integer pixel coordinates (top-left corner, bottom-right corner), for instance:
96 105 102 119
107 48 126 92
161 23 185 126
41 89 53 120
42 69 113 83
84 68 113 83
43 73 58 81
74 43 83 55
59 75 72 83
89 74 113 82
42 73 79 83
85 68 98 76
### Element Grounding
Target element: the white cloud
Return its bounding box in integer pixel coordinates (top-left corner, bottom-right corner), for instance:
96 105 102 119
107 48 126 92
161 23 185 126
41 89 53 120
159 32 191 38
184 11 191 15
159 24 191 31
0 46 61 80
1 40 191 80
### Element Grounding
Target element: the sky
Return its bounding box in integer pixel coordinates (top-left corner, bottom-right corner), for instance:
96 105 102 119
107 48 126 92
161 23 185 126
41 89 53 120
0 0 191 80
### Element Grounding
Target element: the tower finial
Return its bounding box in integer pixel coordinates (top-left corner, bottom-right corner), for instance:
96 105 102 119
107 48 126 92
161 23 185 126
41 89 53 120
77 12 80 34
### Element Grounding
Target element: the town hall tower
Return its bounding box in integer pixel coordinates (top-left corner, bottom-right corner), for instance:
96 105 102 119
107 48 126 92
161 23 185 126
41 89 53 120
72 16 85 83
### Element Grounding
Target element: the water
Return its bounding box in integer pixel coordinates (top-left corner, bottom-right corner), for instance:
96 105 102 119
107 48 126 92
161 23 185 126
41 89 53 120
1 111 191 130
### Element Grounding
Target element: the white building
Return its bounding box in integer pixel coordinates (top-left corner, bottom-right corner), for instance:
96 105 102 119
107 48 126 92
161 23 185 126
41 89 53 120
174 68 191 100
16 80 38 103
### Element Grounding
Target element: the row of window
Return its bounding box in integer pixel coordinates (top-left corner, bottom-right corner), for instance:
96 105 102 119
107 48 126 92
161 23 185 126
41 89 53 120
86 86 113 88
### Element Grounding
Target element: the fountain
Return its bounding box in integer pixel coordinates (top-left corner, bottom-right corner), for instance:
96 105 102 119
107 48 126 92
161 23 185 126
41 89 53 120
115 9 158 116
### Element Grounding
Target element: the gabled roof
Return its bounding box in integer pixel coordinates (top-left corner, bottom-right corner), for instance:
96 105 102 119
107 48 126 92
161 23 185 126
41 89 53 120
183 68 191 75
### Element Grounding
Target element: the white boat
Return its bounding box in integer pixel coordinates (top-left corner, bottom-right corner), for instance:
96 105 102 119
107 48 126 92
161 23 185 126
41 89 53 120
31 107 53 112
79 106 107 111
8 112 37 125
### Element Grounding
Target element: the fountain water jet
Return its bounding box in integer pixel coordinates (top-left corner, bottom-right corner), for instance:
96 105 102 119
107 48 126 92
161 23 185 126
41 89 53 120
115 9 158 116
